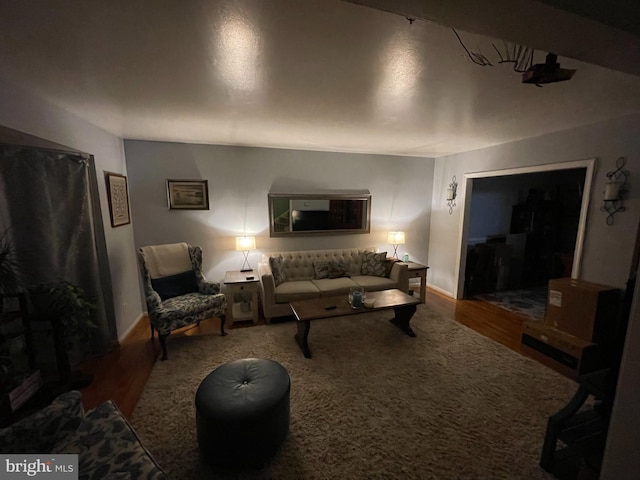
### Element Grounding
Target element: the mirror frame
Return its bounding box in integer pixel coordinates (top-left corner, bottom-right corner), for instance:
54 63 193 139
268 193 371 237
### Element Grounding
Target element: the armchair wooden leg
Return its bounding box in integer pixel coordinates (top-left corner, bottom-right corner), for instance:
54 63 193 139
220 314 227 336
158 333 169 361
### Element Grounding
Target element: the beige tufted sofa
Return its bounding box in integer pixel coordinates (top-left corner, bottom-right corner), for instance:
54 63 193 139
257 247 408 322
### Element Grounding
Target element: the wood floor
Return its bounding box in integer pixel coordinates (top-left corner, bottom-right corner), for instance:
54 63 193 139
78 288 559 419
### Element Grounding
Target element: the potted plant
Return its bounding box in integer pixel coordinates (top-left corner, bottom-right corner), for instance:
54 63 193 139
0 229 22 307
28 281 97 387
0 229 40 417
0 231 19 391
0 229 21 389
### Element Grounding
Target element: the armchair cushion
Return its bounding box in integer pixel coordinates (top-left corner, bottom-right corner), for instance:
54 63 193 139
157 292 226 318
151 270 199 300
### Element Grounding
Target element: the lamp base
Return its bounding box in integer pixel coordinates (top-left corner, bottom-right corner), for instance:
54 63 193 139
239 251 253 273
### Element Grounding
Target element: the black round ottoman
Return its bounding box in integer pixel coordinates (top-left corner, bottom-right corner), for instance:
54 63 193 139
195 358 290 467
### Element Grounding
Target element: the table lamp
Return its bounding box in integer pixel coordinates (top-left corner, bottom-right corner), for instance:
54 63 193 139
235 236 256 272
387 231 405 259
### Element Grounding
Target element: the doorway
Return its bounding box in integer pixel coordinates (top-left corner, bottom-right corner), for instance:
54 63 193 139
454 160 595 308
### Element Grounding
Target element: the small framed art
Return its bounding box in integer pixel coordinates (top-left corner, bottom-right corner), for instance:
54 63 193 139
104 171 131 227
167 179 210 210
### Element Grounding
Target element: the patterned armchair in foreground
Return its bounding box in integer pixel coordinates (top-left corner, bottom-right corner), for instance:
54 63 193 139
137 242 226 360
0 390 168 479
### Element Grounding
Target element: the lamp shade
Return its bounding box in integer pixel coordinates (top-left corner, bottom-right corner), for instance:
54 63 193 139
235 236 256 251
387 231 405 245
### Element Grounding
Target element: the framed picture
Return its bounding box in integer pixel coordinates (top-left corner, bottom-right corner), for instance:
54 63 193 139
167 179 210 210
104 172 131 227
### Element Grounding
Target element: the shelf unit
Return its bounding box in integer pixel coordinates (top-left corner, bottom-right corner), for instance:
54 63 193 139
223 270 260 324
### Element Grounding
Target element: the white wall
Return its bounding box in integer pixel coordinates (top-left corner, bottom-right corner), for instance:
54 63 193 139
428 114 640 479
601 267 640 479
124 140 434 283
0 76 143 340
428 114 640 296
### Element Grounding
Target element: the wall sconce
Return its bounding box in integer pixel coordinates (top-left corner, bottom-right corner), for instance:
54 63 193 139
446 175 457 214
601 157 628 225
387 231 405 259
235 236 256 272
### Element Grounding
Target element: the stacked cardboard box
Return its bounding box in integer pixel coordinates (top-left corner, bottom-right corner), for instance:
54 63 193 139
521 278 620 379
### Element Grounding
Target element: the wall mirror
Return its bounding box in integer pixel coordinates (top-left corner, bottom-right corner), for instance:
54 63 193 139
268 193 371 237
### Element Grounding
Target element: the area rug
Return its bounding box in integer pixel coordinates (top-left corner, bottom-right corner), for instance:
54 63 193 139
130 305 576 480
474 287 548 321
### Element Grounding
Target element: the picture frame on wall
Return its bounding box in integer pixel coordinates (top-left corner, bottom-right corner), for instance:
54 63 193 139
104 171 131 227
167 179 210 210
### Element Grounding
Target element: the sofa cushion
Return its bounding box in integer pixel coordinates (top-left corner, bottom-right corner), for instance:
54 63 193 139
361 251 387 277
150 270 199 300
274 280 320 303
312 277 359 295
313 261 330 279
270 256 287 286
352 275 397 291
328 261 350 279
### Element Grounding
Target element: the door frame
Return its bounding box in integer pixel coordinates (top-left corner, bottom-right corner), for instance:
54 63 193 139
454 159 596 299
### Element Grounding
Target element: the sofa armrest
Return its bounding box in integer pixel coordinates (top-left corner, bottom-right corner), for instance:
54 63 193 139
0 390 85 453
258 261 276 305
389 262 409 291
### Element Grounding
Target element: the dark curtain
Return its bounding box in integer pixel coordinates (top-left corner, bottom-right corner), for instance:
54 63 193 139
0 145 117 355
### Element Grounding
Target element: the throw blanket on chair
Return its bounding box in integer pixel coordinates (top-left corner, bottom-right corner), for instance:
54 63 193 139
142 242 192 279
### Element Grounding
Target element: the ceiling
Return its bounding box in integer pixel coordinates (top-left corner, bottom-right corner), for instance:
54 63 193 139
1 0 639 158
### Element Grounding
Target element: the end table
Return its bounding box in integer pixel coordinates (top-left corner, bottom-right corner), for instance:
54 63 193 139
398 262 429 303
223 271 260 324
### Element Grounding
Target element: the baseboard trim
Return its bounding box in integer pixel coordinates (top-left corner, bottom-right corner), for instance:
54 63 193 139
118 312 146 344
427 283 454 298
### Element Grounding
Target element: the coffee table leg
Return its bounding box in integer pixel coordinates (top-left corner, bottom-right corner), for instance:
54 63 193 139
390 304 417 337
295 320 312 358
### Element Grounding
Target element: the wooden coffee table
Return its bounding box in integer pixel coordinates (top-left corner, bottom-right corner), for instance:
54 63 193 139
290 289 420 358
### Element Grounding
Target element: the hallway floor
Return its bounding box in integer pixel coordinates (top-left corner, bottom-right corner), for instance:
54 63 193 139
474 286 548 321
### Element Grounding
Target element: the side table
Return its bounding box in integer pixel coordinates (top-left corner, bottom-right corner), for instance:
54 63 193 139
223 271 260 324
398 262 429 303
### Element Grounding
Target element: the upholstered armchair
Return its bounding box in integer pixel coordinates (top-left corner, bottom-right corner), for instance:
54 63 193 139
137 242 227 360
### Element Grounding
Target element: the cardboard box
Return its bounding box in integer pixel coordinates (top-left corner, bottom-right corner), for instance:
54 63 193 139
521 321 604 379
544 278 620 343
